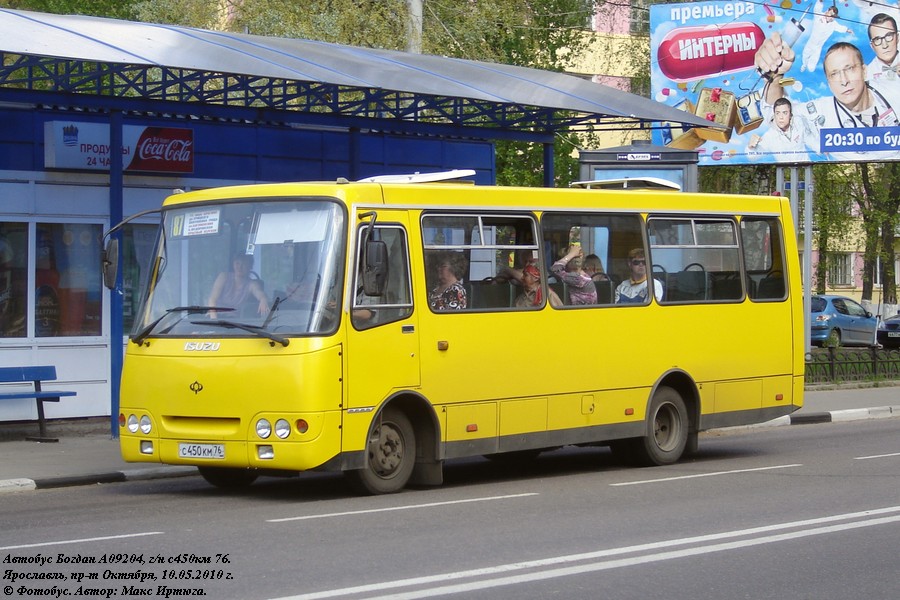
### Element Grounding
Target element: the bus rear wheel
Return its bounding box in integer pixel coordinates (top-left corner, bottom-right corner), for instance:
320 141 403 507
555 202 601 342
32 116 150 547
198 467 258 489
347 407 416 495
613 386 688 467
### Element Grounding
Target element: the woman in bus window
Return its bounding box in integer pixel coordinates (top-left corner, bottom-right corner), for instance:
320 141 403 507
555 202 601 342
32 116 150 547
550 245 596 305
208 253 269 316
514 263 562 308
429 251 467 310
583 254 610 282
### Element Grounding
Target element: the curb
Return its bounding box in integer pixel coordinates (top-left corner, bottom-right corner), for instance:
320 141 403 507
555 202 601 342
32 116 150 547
0 466 197 494
790 405 899 425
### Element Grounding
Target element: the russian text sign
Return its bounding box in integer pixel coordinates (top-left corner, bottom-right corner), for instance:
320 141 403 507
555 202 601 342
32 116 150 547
650 1 900 165
44 122 194 173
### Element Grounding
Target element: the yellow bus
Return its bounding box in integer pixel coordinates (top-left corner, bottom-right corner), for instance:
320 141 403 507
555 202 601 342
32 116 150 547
108 173 804 494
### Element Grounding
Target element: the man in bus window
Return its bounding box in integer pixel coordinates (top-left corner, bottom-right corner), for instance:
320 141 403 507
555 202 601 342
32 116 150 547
615 248 663 304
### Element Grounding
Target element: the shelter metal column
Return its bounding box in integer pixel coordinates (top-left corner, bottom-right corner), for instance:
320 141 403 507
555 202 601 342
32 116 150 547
543 142 554 187
803 165 813 354
108 110 124 438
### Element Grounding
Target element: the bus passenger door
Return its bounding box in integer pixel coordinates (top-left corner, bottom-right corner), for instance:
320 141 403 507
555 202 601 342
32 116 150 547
345 222 419 410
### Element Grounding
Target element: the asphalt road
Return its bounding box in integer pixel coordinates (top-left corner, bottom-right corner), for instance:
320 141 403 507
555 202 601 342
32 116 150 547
2 418 900 600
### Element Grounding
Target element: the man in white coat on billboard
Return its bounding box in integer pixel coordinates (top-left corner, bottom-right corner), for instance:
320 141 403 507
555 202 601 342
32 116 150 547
755 36 900 161
748 98 818 162
867 13 900 88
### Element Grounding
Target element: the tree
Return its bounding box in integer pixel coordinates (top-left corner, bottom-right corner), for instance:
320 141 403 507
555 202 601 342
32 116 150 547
136 0 598 186
0 0 141 19
811 164 854 294
855 163 900 305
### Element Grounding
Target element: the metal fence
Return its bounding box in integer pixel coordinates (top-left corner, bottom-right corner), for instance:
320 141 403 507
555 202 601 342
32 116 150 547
805 347 900 384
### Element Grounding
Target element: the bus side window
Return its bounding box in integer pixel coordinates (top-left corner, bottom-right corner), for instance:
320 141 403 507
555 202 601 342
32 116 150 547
741 218 787 301
353 225 413 329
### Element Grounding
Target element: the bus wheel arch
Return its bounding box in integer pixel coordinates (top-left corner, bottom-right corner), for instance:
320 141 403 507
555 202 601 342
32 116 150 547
346 393 442 494
612 372 698 466
654 372 700 457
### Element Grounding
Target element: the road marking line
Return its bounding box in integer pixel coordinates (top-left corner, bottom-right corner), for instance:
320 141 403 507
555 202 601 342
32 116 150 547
270 505 900 600
367 513 900 600
609 463 803 486
0 532 163 551
266 493 539 523
855 451 900 460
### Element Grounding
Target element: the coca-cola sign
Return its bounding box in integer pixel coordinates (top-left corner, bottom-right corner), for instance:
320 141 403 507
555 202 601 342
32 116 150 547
44 122 195 174
127 127 194 173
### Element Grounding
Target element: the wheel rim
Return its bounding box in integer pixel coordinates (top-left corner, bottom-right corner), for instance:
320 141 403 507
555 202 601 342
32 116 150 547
368 420 405 479
653 402 682 452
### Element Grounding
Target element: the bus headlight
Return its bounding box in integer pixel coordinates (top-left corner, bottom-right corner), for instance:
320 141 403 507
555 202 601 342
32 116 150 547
139 415 152 434
127 414 139 433
275 419 291 439
256 418 272 439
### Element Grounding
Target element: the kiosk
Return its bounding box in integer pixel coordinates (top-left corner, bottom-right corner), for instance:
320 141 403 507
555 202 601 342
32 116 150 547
578 140 699 192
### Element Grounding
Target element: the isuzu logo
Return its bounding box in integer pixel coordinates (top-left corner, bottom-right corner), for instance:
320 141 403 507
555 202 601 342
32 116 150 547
184 342 220 351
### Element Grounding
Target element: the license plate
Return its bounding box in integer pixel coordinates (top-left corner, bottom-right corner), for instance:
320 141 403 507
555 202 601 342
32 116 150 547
888 332 900 338
178 443 225 459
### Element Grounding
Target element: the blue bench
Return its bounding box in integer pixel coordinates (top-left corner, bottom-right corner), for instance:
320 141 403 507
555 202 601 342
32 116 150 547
0 366 77 442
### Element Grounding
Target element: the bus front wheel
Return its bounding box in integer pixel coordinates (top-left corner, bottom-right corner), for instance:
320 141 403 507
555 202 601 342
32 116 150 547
614 386 688 467
347 407 416 495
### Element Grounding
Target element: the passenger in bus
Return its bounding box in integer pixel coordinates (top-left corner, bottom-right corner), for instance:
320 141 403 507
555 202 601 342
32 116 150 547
583 254 610 282
208 253 269 316
615 248 663 304
429 251 468 310
550 245 597 305
280 276 317 307
498 248 537 286
514 263 562 308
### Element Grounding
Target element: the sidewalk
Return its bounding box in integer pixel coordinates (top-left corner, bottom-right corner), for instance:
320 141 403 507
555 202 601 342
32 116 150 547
1 384 899 494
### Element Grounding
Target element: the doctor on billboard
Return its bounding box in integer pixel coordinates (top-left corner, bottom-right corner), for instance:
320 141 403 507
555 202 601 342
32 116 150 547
650 1 900 165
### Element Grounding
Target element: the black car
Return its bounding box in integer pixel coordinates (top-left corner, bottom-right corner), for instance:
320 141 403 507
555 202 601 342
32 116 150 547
877 314 900 348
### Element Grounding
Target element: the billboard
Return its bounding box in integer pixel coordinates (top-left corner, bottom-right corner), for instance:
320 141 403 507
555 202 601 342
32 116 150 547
44 122 194 173
650 1 900 165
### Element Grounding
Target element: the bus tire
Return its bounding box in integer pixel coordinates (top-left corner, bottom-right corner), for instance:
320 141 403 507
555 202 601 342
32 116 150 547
347 407 416 495
198 467 258 489
629 386 688 467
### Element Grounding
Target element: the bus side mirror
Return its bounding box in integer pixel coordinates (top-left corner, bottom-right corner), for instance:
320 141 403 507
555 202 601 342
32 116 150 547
362 239 388 296
101 238 119 290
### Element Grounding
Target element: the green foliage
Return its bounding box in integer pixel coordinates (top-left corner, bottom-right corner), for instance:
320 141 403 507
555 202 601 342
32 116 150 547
226 0 409 49
0 0 141 18
698 165 776 195
424 0 595 70
132 0 218 28
854 163 900 304
495 131 583 188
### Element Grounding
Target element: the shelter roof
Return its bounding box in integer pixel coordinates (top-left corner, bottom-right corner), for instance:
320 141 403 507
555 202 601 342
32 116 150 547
0 8 716 137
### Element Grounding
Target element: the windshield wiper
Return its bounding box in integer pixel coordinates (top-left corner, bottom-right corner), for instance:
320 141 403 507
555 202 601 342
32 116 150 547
261 295 284 329
132 306 232 346
190 319 289 347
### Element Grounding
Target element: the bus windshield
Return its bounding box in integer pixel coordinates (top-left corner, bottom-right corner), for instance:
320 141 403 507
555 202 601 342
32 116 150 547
134 198 346 339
